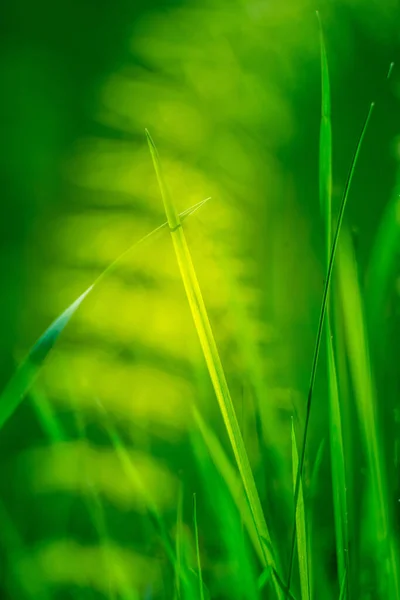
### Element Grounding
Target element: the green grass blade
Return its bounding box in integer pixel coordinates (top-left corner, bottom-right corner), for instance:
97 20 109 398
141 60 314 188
174 481 184 600
30 385 66 442
191 408 260 600
193 494 204 600
317 9 332 262
146 130 284 600
192 407 264 566
0 198 210 432
337 230 400 599
0 286 92 430
286 95 375 595
366 171 400 355
338 567 348 600
291 419 310 600
316 11 349 595
326 341 347 588
306 438 328 598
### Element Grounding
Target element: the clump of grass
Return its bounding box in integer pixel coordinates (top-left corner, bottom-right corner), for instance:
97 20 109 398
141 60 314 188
1 13 400 600
286 85 374 600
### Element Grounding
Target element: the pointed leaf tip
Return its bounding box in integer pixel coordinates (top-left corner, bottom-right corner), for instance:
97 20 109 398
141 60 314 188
145 128 157 153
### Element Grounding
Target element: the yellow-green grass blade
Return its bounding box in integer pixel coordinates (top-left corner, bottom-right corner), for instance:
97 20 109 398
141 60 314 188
0 197 209 433
317 12 348 595
205 248 289 511
336 230 400 599
194 406 296 598
192 407 262 600
193 494 205 600
291 419 310 600
146 130 284 600
193 407 264 564
286 95 375 595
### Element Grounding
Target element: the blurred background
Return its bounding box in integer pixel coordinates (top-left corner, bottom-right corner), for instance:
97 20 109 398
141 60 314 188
1 0 400 598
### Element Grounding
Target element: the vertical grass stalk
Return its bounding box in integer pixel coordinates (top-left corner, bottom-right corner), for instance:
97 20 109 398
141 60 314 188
317 11 348 594
193 494 205 600
291 418 310 600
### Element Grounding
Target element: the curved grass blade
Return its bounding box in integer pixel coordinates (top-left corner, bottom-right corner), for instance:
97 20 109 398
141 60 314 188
146 129 285 600
0 197 210 432
285 92 375 596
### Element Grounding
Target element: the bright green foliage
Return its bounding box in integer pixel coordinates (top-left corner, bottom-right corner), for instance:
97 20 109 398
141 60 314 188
2 9 400 600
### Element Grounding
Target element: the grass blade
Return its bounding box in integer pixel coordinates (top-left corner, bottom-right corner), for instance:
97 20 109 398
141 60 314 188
366 171 400 356
316 11 349 595
291 418 310 600
0 198 210 432
338 568 348 600
192 407 259 600
286 92 375 597
174 481 184 600
192 406 264 566
317 9 332 263
337 230 400 599
146 129 285 599
193 494 204 600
